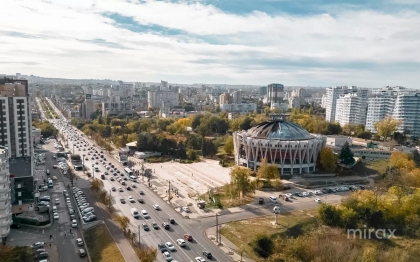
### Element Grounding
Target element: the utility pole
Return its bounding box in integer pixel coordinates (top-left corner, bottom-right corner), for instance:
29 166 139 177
216 213 219 244
168 180 171 202
109 189 111 208
138 224 141 248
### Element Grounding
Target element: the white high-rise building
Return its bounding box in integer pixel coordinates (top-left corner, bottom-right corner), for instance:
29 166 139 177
147 91 179 109
336 94 367 126
0 148 11 240
325 86 367 122
365 86 420 137
0 78 32 157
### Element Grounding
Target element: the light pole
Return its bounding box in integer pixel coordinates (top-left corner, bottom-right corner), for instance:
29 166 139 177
82 154 85 174
92 164 95 180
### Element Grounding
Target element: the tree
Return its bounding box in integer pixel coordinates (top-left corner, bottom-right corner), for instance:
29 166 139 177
115 215 130 232
91 178 104 192
224 136 234 156
134 246 158 262
252 234 273 258
187 149 199 161
229 166 255 199
410 150 420 168
374 116 402 141
340 141 355 166
319 147 337 172
270 178 282 190
257 158 280 179
318 204 342 227
201 139 217 157
127 160 136 168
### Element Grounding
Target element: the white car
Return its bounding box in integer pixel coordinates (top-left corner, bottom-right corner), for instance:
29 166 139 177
153 204 160 210
53 213 59 220
71 219 78 228
128 196 135 203
176 239 186 247
165 242 176 251
284 193 293 198
195 257 206 262
163 251 173 261
314 198 321 203
269 196 278 203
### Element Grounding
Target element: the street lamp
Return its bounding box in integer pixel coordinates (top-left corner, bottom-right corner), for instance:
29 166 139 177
92 164 95 179
82 154 85 174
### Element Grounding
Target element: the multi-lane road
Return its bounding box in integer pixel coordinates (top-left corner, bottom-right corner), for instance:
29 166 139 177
43 98 226 262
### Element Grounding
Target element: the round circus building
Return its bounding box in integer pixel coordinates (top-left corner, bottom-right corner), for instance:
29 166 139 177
233 116 326 175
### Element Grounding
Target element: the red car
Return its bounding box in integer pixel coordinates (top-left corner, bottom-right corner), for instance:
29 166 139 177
184 234 193 241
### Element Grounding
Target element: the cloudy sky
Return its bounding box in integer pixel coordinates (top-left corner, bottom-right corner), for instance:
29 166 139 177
1 0 420 87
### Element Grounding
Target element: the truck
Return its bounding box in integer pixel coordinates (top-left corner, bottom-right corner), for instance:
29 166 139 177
70 154 83 171
116 148 129 166
134 151 161 159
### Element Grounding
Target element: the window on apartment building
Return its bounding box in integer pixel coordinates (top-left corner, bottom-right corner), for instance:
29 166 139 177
19 200 22 205
17 99 24 103
17 184 21 188
18 192 21 197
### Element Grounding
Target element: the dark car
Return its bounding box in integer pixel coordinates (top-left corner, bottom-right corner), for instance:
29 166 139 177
101 174 105 180
202 250 212 258
168 218 175 224
10 224 21 229
79 249 87 257
34 252 48 259
158 242 168 253
138 198 144 203
162 222 170 230
258 198 264 204
139 191 144 195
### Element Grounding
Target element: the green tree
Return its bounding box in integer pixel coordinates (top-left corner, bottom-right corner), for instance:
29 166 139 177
115 215 130 232
187 149 199 161
318 204 342 227
134 246 158 262
270 178 282 190
319 147 337 172
340 141 355 166
257 158 280 179
229 166 255 199
224 136 234 156
202 139 217 157
410 150 420 168
374 116 402 141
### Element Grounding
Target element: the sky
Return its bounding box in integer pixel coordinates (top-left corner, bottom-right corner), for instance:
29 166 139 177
1 0 420 87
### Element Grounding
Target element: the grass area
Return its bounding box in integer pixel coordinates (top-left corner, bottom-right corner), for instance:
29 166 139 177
221 210 420 262
199 184 255 209
0 245 34 262
364 159 389 174
84 224 125 262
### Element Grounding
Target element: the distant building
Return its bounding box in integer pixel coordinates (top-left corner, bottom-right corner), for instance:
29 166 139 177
325 86 367 123
267 83 284 105
147 91 179 109
0 149 12 241
335 93 367 126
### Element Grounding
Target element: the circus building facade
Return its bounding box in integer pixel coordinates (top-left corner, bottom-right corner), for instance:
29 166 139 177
233 115 326 175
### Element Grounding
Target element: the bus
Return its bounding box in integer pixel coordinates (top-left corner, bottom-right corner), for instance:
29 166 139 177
124 167 133 176
116 148 128 166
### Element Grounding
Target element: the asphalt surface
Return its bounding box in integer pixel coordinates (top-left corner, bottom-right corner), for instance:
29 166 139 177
35 143 88 262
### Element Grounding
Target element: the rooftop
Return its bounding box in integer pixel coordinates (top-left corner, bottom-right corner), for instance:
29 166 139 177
245 119 314 140
9 157 32 178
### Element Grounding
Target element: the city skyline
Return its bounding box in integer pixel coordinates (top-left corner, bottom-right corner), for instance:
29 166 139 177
1 0 420 87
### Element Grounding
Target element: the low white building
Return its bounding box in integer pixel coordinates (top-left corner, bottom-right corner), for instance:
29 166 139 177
220 103 257 112
326 136 352 147
32 127 42 144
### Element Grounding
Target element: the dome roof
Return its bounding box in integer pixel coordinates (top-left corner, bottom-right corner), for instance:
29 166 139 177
245 120 313 140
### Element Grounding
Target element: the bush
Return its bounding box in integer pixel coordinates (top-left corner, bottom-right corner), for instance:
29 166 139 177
252 234 272 258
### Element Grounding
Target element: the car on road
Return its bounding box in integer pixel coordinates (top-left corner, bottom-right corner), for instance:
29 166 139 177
54 198 60 205
142 223 149 231
168 218 175 224
112 187 116 191
141 210 150 218
118 187 123 192
163 251 173 261
153 204 160 210
128 196 135 203
35 252 49 259
138 198 144 203
176 239 186 247
202 250 212 258
314 198 321 203
76 238 84 246
120 198 126 204
53 213 59 220
79 248 87 258
110 177 115 181
165 242 176 251
184 234 193 241
139 190 144 195
269 196 278 203
71 219 78 228
258 198 264 204
30 242 45 249
195 257 206 262
158 242 168 253
162 222 170 230
152 222 159 229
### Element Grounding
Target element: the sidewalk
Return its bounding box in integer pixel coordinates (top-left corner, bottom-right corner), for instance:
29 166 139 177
205 226 256 262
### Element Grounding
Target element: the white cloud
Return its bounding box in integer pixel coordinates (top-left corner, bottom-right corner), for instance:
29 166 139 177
0 0 419 87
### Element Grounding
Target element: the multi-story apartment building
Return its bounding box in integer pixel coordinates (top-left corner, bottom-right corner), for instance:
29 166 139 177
0 148 12 241
325 86 367 123
101 97 133 117
147 91 179 109
392 91 420 137
267 83 284 105
0 77 32 158
365 87 400 132
335 93 367 126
